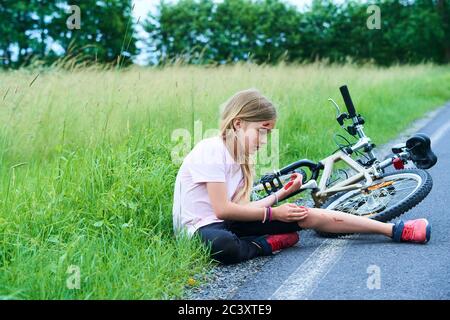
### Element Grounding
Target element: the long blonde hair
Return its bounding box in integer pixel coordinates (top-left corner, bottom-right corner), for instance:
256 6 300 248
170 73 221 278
219 88 277 204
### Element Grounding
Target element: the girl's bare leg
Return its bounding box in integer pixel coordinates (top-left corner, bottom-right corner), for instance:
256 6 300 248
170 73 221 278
297 208 393 237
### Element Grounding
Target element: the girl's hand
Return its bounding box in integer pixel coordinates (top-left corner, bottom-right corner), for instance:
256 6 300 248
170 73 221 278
283 172 303 194
272 203 309 223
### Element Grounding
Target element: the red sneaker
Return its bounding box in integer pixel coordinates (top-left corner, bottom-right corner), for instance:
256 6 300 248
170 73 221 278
265 232 300 253
392 219 431 244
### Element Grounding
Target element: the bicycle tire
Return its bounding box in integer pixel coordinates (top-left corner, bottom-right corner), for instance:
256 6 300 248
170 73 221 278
315 168 433 238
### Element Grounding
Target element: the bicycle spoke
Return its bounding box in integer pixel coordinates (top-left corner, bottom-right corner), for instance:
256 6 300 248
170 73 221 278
332 176 420 216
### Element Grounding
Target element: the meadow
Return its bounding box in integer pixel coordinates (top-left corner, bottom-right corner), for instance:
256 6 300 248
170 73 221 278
0 63 449 299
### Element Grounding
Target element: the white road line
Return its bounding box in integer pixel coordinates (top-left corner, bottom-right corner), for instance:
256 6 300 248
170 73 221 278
430 120 450 146
269 236 358 300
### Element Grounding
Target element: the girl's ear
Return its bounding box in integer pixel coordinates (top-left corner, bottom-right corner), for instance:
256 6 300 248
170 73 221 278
232 118 242 131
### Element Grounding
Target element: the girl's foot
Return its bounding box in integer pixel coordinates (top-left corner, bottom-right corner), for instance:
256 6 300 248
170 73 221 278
253 232 300 255
265 232 300 253
392 219 431 244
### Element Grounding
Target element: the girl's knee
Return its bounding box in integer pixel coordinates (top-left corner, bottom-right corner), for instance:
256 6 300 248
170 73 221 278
297 216 314 229
297 208 332 229
210 235 242 265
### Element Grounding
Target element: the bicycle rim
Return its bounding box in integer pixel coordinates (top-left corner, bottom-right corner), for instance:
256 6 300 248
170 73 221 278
325 172 423 217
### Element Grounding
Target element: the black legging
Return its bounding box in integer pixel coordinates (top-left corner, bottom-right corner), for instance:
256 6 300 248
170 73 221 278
194 220 302 265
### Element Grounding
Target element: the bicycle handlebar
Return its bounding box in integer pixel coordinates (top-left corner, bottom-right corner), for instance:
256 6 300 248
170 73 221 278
278 159 321 181
339 85 357 118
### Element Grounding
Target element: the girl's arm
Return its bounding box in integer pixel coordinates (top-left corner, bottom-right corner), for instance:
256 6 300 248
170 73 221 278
248 172 303 208
248 188 288 208
207 182 266 221
207 182 307 222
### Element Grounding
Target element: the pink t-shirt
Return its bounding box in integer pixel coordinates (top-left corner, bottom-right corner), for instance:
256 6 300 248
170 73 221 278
172 136 243 238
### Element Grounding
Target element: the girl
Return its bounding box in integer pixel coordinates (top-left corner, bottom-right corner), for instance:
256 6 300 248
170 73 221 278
172 88 431 265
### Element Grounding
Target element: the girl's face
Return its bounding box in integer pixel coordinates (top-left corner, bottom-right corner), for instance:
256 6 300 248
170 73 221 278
234 119 276 155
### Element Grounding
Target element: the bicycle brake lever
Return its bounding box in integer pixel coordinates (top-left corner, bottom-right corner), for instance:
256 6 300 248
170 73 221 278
328 98 341 117
329 98 349 127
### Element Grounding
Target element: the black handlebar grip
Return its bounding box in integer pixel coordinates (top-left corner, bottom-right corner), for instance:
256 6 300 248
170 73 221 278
339 85 357 118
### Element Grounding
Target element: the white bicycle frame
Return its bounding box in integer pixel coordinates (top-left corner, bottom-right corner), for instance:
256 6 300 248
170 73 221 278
255 98 413 207
295 134 410 207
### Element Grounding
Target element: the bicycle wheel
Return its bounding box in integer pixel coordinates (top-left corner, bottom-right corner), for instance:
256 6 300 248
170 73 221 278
315 168 433 238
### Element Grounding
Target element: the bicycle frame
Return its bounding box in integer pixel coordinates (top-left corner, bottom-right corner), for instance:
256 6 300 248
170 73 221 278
260 118 414 205
306 150 406 206
313 150 374 202
289 132 412 207
285 112 381 206
254 85 436 208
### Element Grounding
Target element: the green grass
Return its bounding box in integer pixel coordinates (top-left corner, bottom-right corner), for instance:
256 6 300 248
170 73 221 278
0 63 449 299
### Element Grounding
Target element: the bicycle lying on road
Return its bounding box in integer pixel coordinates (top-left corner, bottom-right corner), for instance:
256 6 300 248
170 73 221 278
252 85 438 237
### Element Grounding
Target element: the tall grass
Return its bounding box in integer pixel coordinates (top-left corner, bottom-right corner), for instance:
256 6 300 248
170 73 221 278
0 63 449 299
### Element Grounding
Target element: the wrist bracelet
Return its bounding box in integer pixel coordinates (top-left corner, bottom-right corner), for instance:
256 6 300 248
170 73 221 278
268 206 272 222
262 207 267 223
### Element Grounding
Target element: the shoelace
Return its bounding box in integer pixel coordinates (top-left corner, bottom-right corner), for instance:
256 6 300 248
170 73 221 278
402 224 415 241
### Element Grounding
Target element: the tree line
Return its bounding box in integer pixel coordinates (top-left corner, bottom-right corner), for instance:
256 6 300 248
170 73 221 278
0 0 449 69
0 0 136 68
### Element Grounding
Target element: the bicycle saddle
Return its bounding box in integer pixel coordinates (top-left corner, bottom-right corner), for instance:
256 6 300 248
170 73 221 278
406 133 437 169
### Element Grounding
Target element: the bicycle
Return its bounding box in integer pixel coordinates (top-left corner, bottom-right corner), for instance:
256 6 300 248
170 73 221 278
252 85 438 237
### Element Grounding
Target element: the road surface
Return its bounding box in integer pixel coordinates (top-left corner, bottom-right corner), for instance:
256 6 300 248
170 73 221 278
231 103 450 300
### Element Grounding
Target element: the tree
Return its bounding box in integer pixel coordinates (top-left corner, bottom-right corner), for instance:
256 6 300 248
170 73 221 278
145 0 304 64
145 0 216 64
437 0 450 62
0 1 57 68
0 0 137 69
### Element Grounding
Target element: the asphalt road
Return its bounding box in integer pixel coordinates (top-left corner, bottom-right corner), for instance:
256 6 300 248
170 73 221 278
231 103 450 300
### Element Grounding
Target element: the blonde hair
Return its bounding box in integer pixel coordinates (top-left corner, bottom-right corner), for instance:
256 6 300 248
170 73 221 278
219 88 277 204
